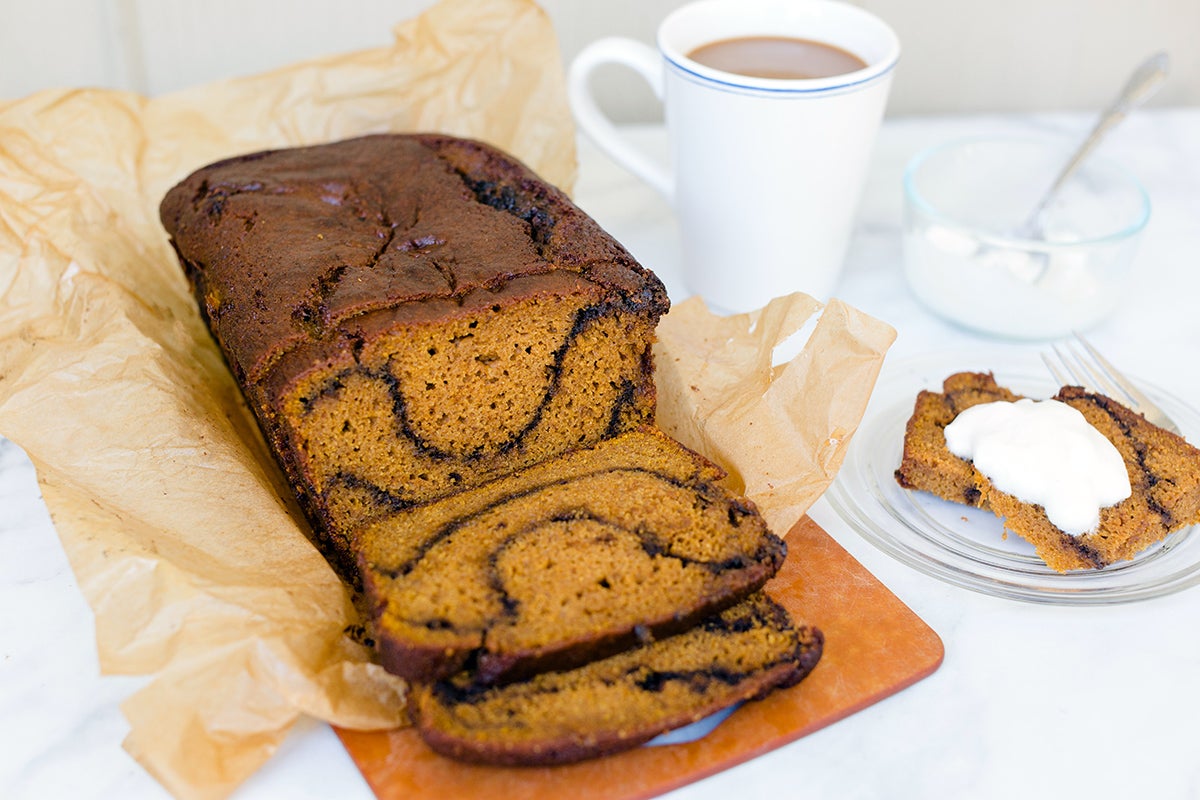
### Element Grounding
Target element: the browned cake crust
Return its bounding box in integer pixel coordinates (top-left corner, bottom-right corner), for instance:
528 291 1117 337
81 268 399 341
358 428 788 684
160 134 669 577
407 592 823 766
895 372 1200 571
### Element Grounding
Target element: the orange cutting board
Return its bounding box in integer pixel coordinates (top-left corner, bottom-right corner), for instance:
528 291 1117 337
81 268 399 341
334 516 943 799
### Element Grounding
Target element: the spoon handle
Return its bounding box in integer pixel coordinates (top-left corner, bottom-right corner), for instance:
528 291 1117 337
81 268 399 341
1026 51 1170 233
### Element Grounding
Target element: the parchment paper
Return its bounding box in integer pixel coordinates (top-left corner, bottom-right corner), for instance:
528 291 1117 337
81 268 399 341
655 294 895 537
0 0 893 797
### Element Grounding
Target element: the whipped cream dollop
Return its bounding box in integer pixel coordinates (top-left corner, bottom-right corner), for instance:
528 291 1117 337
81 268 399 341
943 398 1131 535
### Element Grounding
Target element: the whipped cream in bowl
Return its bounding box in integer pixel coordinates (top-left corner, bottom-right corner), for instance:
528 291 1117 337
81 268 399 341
901 135 1150 340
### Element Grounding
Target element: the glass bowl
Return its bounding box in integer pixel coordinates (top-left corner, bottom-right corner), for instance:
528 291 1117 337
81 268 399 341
901 136 1150 340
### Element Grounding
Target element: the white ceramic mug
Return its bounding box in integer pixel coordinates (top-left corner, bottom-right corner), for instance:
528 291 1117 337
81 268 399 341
569 0 900 311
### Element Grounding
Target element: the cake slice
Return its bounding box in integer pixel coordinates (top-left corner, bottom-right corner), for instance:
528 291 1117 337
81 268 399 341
357 428 787 684
895 372 1200 571
160 134 669 577
408 591 823 766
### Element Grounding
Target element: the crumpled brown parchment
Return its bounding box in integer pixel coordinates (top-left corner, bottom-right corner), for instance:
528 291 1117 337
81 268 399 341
655 294 895 537
0 0 893 797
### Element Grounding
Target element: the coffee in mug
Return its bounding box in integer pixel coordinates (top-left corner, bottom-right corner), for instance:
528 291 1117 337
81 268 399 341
686 36 868 80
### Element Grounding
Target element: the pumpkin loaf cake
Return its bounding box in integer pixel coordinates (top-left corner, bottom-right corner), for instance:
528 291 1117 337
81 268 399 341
164 135 823 764
895 372 1200 571
160 134 669 576
358 428 787 684
408 591 823 766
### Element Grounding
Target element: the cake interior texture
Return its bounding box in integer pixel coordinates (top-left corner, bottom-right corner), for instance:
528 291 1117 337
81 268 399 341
358 428 787 684
280 284 660 562
408 591 823 766
160 134 669 575
895 371 1200 571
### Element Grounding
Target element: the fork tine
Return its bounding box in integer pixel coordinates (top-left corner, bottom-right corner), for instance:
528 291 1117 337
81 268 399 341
1073 332 1155 412
1040 351 1070 387
1064 339 1126 401
1045 341 1095 390
1041 332 1180 434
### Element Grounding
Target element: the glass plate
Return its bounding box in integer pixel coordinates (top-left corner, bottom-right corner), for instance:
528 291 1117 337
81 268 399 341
827 350 1200 604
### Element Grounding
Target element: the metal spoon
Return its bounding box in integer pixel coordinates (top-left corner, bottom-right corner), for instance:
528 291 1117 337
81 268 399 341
1020 51 1171 241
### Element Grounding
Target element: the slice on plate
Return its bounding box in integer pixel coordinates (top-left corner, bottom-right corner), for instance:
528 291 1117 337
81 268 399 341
895 371 1200 571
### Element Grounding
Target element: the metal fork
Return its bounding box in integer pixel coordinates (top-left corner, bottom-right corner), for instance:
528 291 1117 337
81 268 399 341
1041 332 1179 434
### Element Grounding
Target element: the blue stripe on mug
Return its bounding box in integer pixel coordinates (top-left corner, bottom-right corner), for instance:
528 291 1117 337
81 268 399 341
664 54 898 98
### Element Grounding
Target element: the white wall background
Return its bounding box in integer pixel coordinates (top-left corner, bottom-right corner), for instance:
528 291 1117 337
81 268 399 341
2 0 1197 115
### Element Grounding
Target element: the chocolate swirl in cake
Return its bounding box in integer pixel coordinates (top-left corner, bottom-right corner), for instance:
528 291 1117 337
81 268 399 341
408 592 822 766
358 429 787 684
160 134 670 577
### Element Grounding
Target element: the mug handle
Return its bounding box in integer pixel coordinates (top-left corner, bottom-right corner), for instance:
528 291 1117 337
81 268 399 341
568 38 673 202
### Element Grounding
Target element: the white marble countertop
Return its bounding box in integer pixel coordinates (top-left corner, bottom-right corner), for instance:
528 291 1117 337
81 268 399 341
3 109 1199 800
